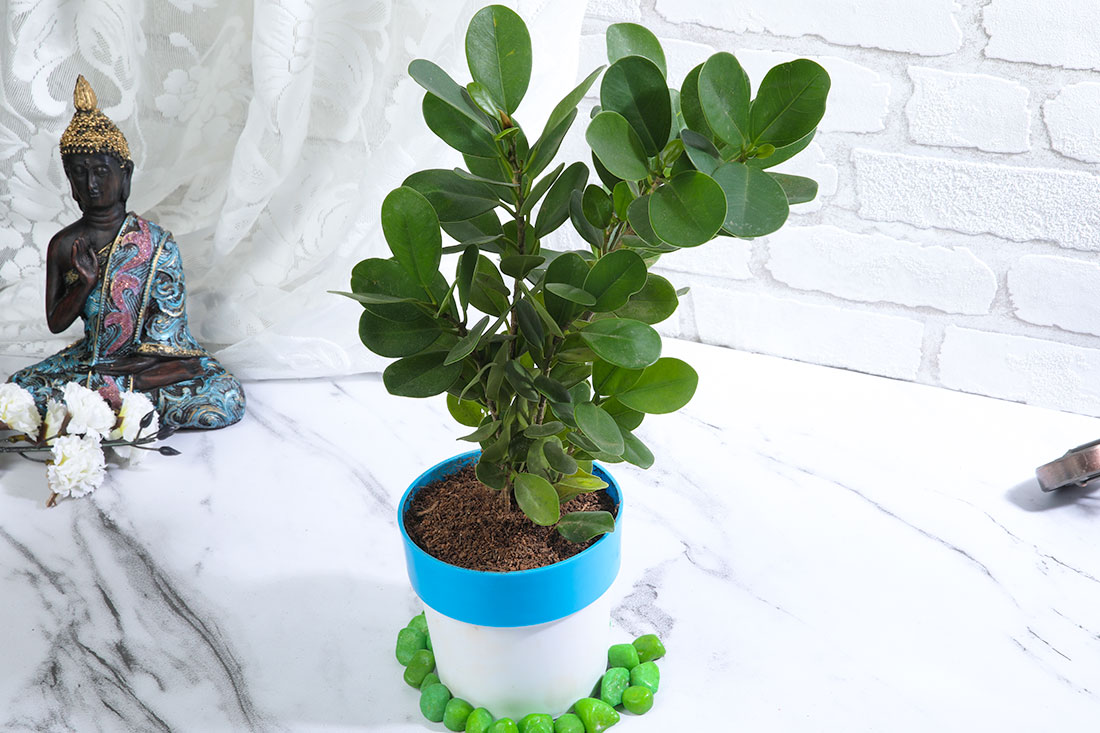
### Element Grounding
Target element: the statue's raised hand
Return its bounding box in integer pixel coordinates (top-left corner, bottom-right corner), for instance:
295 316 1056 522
71 238 98 288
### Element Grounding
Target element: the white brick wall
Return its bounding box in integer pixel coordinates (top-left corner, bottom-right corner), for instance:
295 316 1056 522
579 0 1100 418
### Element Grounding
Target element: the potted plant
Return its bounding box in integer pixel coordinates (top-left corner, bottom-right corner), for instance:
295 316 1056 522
339 4 829 726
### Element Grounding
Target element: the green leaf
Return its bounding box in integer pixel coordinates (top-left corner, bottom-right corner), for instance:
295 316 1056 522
520 163 565 217
620 428 655 469
680 129 722 176
514 473 561 526
525 421 565 438
358 308 441 358
606 22 667 77
444 315 491 365
465 5 532 114
466 81 503 119
516 279 564 339
745 128 815 169
441 209 503 246
545 282 596 307
612 181 635 220
750 59 830 147
574 402 625 456
580 318 661 370
503 360 540 402
614 273 678 324
626 194 663 247
470 255 510 317
555 469 608 494
591 151 621 190
582 185 614 229
583 249 647 312
543 437 578 475
332 290 417 306
712 161 790 237
456 244 479 312
569 189 604 249
679 64 713 138
404 169 499 223
350 257 429 309
476 456 507 489
546 66 605 139
699 52 752 149
515 298 545 348
533 375 572 404
447 393 486 428
602 397 644 431
543 251 591 326
460 420 499 442
557 511 615 543
648 171 726 247
381 187 442 294
586 111 651 181
500 255 546 279
536 162 589 238
600 55 671 157
383 352 461 398
769 172 819 204
527 108 576 179
408 59 494 132
618 357 698 414
422 93 498 157
592 359 643 396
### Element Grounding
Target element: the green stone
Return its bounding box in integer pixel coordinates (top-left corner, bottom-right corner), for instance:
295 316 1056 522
403 649 435 687
573 697 620 732
631 634 665 663
419 682 452 723
408 612 429 635
553 713 585 733
607 643 639 671
426 631 433 651
518 712 553 733
489 718 519 733
621 686 653 715
629 661 659 693
396 627 427 665
444 698 475 731
466 707 495 733
599 667 630 707
420 672 440 690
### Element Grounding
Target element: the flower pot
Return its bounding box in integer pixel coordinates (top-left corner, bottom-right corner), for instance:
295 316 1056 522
398 450 622 720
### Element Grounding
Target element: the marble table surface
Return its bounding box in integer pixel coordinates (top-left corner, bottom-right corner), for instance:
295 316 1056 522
2 339 1099 732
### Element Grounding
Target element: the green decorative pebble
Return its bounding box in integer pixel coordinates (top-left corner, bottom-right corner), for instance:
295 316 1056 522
408 612 429 635
419 682 452 723
420 672 440 690
518 713 553 733
620 686 653 715
489 718 519 733
553 713 585 733
426 631 433 651
573 697 620 732
466 707 495 733
631 634 665 663
396 627 427 665
629 661 659 693
444 697 475 731
599 667 630 707
607 643 639 671
403 649 435 687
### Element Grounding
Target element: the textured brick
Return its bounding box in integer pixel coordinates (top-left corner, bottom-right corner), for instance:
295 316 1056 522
585 0 642 22
1043 83 1100 164
1009 255 1100 338
983 0 1100 71
938 326 1100 417
740 50 890 134
766 225 996 315
694 287 924 380
654 0 962 56
654 239 753 280
906 67 1030 153
852 149 1100 252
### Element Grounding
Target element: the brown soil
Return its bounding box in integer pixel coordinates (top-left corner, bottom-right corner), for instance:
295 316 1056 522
405 464 617 572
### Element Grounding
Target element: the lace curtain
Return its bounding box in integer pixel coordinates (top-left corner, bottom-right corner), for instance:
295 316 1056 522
0 0 586 379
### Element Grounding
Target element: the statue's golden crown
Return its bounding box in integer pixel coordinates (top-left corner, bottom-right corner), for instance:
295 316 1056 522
59 75 131 162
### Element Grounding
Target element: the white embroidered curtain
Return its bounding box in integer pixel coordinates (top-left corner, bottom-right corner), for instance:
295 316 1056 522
0 0 585 379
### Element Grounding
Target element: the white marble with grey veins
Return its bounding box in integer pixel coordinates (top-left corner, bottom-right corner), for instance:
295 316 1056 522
1 339 1099 731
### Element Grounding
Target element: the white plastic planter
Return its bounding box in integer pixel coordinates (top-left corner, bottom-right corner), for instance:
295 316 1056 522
399 451 622 720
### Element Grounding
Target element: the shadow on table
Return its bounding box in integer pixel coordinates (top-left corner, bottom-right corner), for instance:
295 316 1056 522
1005 477 1100 512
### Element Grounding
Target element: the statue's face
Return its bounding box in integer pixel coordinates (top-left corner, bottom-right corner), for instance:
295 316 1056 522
63 152 131 211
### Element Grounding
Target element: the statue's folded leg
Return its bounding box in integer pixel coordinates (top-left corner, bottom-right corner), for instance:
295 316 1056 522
152 356 246 430
8 342 93 412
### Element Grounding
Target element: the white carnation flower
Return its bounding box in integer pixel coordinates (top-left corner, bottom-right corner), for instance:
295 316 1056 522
47 433 106 499
110 391 159 464
0 382 42 438
62 382 116 438
43 399 67 444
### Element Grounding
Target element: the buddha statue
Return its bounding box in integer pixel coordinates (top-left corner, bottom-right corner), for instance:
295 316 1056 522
7 76 245 430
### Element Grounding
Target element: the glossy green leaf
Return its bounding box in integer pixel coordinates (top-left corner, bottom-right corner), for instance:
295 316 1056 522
555 469 609 494
469 255 510 317
750 59 830 147
679 64 713 138
520 163 564 217
517 280 564 339
525 421 565 438
569 189 604 249
515 298 544 348
350 257 426 306
606 22 666 77
620 428 655 469
591 150 621 190
583 249 647 312
456 244 479 312
444 315 490 365
618 357 698 414
441 209 503 246
543 437 578 475
545 283 596 307
602 397 644 431
383 352 461 398
699 52 751 149
586 111 650 181
533 375 572 404
527 108 576 179
592 359 643 396
408 59 494 132
500 255 546 279
447 393 486 428
460 419 499 442
466 81 503 119
582 185 614 229
712 161 790 237
465 5 532 114
475 457 507 489
557 511 615 543
422 93 498 157
626 194 662 247
614 273 678 324
543 251 591 326
600 56 671 156
514 473 561 526
648 171 726 247
381 187 442 293
575 402 625 456
535 162 589 238
403 169 499 223
503 360 540 402
579 318 661 370
680 129 721 176
358 308 441 358
545 66 605 138
332 290 416 306
745 128 815 169
769 172 819 204
613 181 634 219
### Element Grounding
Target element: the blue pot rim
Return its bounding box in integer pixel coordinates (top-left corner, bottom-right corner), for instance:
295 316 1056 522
398 450 622 627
